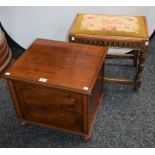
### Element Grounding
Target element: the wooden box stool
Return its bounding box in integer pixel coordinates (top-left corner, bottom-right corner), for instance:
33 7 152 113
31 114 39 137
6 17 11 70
3 39 107 141
68 13 149 90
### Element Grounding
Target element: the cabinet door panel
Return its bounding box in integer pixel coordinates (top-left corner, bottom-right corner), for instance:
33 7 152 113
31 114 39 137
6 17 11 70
13 81 84 133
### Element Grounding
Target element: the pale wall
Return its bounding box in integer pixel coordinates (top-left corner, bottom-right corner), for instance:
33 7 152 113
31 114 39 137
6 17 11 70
0 6 154 48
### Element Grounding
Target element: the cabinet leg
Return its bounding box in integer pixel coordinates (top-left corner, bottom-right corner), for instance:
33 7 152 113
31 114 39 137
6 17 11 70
0 78 3 84
80 134 92 142
19 120 28 127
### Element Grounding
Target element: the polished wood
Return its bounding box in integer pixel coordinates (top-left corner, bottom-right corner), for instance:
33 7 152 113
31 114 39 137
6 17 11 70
4 39 107 94
4 39 107 141
68 15 149 90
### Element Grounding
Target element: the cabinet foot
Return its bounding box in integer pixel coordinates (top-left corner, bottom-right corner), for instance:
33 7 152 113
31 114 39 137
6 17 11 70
19 120 28 127
80 134 92 142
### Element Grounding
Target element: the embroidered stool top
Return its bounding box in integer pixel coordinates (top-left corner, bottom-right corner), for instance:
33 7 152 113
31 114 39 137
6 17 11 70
70 13 148 39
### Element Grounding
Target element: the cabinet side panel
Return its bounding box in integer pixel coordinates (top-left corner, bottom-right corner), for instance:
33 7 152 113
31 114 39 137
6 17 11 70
82 95 89 135
88 65 104 130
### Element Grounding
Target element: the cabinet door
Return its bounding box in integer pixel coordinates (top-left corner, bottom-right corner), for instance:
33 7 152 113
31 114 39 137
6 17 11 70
13 81 85 134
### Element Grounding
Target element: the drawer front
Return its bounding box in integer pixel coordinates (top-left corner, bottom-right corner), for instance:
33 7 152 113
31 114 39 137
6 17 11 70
13 81 84 133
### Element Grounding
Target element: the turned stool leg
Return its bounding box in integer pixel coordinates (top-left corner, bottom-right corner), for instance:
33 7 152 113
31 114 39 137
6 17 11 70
134 49 147 91
133 50 139 69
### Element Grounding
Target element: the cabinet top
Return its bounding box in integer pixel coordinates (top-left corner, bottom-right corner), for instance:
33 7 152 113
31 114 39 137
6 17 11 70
4 39 107 94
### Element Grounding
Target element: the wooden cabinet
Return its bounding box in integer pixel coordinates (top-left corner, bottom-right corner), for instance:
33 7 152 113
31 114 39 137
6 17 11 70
4 39 107 141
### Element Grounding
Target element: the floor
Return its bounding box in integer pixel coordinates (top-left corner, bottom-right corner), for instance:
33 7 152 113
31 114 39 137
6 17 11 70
0 38 155 148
